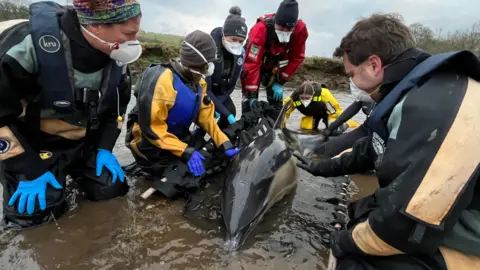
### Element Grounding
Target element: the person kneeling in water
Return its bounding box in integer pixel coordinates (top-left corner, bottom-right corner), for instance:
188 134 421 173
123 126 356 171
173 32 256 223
283 81 358 132
125 30 240 179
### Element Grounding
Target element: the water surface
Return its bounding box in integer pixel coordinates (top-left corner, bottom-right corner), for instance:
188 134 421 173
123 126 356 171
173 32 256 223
0 89 369 270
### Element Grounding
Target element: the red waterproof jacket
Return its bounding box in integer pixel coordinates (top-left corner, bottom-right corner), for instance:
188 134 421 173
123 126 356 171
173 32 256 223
241 13 308 94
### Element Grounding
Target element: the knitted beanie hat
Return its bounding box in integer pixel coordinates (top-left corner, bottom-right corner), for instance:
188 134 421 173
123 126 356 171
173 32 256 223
73 0 141 25
180 30 217 69
223 6 248 39
275 0 299 28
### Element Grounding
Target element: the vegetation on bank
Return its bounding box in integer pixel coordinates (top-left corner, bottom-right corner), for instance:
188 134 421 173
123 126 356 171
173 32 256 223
137 31 184 45
2 1 480 89
0 0 29 20
129 42 348 89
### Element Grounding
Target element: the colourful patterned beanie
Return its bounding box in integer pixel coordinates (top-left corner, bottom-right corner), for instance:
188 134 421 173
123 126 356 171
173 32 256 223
73 0 141 25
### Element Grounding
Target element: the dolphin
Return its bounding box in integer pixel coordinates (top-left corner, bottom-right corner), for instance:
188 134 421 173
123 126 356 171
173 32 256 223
220 100 314 250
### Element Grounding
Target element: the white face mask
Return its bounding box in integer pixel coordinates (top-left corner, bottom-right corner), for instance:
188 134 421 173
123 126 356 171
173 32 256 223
300 97 312 107
350 78 374 103
222 38 243 55
275 30 292 43
299 83 314 107
81 26 142 64
183 40 215 77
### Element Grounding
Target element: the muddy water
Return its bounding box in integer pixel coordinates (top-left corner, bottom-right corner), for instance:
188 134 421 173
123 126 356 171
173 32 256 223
0 89 371 270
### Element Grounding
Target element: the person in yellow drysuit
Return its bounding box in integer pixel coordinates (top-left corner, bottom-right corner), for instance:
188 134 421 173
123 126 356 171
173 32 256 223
125 30 240 183
283 81 359 132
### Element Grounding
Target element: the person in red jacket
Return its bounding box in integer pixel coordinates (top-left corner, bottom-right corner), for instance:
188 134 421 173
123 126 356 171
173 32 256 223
241 0 308 120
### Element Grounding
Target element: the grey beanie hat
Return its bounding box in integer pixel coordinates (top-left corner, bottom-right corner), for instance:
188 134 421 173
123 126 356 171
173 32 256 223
180 30 217 69
223 6 248 39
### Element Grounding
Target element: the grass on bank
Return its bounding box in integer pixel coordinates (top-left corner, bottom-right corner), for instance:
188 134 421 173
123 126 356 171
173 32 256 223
137 31 184 45
131 42 348 89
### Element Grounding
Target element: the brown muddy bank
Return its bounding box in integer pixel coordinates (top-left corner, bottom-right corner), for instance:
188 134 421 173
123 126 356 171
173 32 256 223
130 43 349 90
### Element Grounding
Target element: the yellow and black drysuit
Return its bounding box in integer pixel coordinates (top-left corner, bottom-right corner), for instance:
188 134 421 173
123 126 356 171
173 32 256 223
283 84 358 130
297 48 480 269
0 3 130 228
125 60 234 183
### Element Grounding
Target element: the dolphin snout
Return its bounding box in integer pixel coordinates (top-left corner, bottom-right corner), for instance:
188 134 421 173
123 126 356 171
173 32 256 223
225 232 244 251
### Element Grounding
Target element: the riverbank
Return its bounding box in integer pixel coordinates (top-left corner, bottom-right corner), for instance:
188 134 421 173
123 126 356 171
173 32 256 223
130 42 349 90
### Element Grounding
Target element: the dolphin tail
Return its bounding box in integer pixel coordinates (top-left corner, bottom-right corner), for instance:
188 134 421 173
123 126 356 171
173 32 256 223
273 99 293 130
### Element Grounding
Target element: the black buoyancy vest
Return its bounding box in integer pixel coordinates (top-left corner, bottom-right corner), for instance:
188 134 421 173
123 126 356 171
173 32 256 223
210 27 244 97
29 1 123 114
369 50 480 142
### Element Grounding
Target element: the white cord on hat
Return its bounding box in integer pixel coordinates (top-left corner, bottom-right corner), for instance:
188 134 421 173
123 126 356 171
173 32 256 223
183 40 208 64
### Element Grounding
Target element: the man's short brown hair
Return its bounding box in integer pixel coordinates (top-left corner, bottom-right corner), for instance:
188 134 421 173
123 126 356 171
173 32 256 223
333 13 415 66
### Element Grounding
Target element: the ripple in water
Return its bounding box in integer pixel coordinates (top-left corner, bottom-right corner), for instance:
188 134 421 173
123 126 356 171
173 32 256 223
0 89 366 269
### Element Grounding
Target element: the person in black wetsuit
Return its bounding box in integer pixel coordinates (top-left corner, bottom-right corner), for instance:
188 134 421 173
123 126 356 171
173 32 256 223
205 6 248 129
0 0 140 228
295 13 480 270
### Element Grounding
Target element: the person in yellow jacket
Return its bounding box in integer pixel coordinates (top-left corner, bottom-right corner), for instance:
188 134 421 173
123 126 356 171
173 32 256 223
125 30 240 179
283 81 359 132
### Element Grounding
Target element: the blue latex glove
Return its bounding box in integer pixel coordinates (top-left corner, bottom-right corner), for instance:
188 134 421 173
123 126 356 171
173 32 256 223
96 148 125 184
227 114 236 124
187 151 206 177
214 111 220 119
8 171 62 214
272 83 284 101
225 147 240 159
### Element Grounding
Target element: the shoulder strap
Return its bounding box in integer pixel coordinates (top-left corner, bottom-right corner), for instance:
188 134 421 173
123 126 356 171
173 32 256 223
244 16 277 52
263 16 276 51
313 86 323 101
29 1 74 112
135 63 165 98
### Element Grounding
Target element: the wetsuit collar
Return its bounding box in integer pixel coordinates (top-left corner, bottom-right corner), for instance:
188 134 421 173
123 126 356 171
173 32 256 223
169 59 198 91
60 7 110 73
379 48 431 100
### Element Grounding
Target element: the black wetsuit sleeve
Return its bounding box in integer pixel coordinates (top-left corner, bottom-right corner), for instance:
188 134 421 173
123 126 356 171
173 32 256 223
309 135 374 177
205 76 232 117
0 25 48 180
327 101 362 132
97 66 132 151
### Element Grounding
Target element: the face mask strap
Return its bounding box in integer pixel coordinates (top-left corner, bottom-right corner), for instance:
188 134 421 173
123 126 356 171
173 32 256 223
308 83 315 96
299 80 314 97
183 41 208 64
81 26 118 49
369 85 381 96
179 62 207 79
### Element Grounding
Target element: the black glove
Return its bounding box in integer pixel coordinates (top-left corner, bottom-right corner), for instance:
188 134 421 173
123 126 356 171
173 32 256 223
329 229 366 258
323 128 333 138
293 152 332 176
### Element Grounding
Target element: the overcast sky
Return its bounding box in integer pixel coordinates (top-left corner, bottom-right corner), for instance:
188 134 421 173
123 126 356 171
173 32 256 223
51 0 477 57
